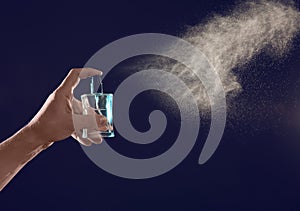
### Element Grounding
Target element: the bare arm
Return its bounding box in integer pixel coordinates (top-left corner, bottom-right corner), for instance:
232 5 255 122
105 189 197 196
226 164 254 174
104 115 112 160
0 126 52 191
0 68 105 191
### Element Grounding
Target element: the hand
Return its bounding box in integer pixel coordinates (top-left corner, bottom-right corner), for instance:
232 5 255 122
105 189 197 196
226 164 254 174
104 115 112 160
27 68 107 146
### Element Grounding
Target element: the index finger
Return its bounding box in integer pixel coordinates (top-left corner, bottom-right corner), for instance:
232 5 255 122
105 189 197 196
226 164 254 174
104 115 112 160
58 68 102 96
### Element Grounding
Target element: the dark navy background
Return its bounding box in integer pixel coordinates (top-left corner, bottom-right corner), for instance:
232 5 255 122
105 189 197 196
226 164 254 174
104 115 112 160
1 0 300 210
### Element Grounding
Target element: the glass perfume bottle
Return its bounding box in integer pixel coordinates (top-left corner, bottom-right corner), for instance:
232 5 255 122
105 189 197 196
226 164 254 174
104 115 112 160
81 75 114 138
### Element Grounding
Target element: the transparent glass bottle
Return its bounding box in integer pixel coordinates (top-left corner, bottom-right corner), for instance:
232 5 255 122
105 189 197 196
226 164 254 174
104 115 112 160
81 75 114 138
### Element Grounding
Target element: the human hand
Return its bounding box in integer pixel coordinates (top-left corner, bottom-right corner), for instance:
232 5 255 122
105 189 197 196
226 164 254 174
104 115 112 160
27 68 107 146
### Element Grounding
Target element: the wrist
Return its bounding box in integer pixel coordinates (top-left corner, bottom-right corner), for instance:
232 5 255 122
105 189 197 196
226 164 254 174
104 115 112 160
22 125 53 150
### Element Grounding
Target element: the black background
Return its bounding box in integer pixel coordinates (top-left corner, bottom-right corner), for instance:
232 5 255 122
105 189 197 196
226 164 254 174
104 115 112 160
1 0 300 210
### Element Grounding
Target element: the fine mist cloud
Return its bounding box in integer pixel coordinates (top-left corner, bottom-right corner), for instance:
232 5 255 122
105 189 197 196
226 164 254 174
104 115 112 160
131 0 300 113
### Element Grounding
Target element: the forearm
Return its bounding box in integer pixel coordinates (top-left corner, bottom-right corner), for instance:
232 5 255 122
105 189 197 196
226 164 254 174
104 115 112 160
0 126 52 191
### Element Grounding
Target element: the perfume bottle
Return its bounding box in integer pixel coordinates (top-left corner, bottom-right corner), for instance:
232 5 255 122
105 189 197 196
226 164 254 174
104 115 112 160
81 75 114 138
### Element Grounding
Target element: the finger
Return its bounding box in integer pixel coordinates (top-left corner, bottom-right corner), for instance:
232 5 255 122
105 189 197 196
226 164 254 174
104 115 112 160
95 114 109 131
71 98 96 115
72 113 99 131
96 114 113 131
87 131 103 144
58 68 102 96
108 124 114 131
72 129 103 145
72 132 93 146
79 68 103 79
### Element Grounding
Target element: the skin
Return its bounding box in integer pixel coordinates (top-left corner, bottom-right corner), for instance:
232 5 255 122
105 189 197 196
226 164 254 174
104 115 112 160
0 68 107 191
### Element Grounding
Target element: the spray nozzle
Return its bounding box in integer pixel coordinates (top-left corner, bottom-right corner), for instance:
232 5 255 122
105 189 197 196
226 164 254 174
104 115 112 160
90 75 103 94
